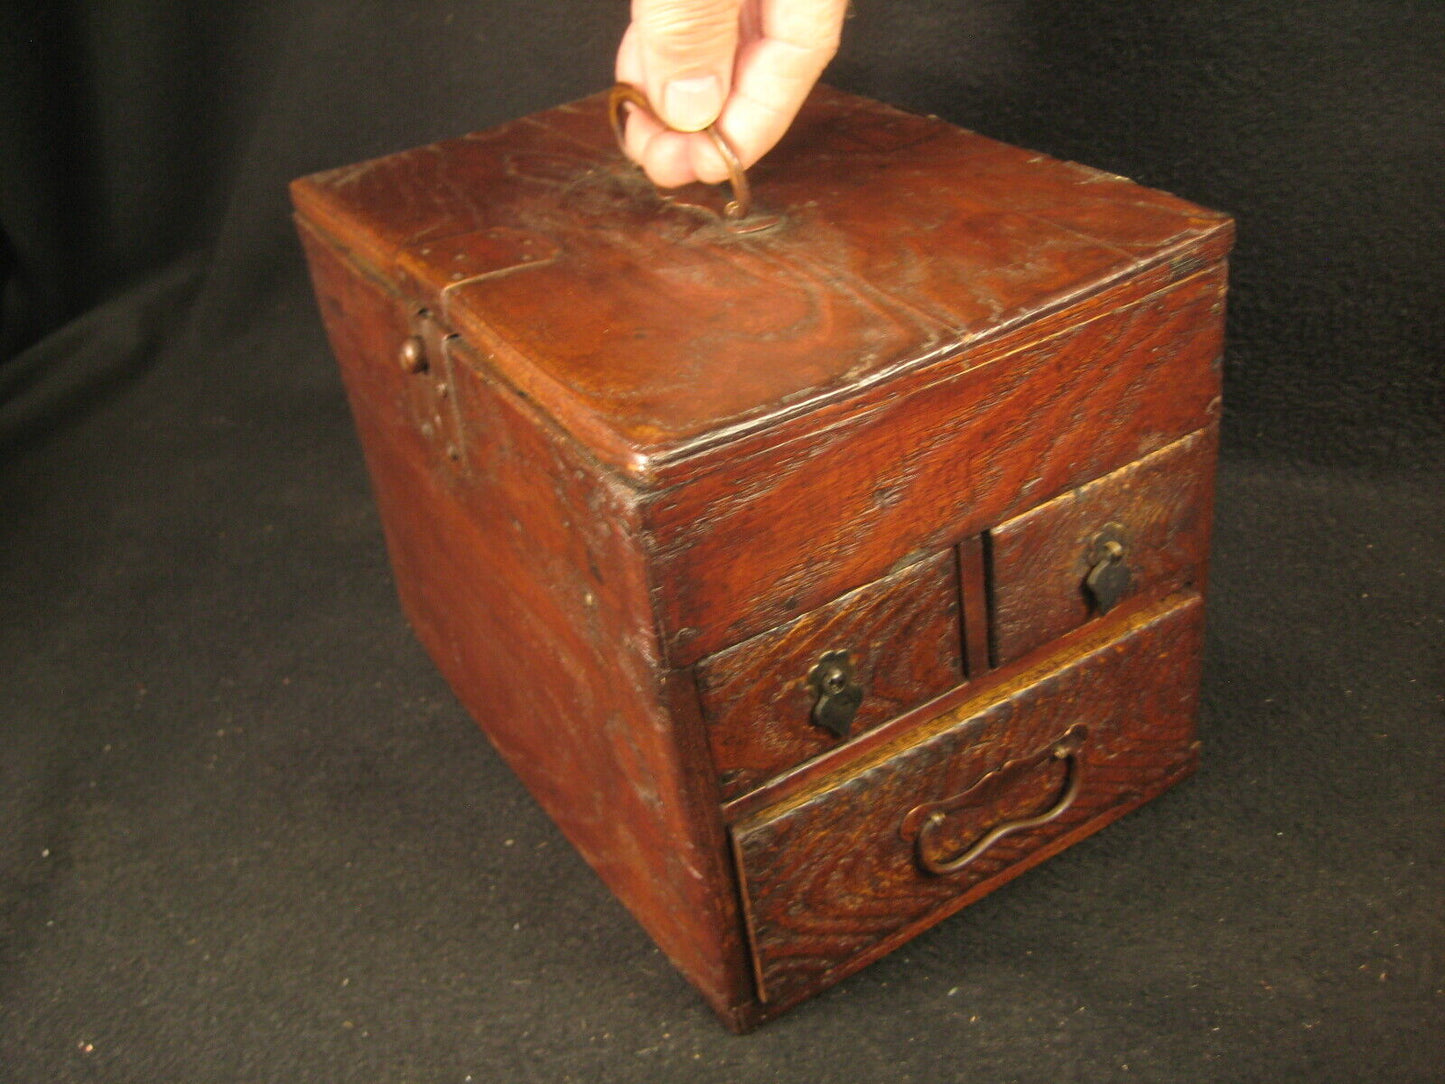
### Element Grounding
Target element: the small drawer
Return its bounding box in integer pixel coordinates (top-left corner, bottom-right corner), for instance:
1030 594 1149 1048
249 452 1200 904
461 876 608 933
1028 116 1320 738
731 593 1202 1009
697 551 964 802
987 427 1216 666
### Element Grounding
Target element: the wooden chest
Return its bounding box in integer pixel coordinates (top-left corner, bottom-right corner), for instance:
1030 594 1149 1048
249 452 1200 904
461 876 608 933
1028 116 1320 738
291 86 1232 1031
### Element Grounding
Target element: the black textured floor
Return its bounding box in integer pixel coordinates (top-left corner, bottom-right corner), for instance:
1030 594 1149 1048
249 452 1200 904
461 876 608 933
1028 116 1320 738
1 262 1441 1082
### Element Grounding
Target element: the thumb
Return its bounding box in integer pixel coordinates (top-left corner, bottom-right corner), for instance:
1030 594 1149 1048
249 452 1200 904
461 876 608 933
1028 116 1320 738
632 0 744 132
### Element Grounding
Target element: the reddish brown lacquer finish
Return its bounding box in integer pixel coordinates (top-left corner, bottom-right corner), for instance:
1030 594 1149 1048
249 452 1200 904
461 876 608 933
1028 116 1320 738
733 593 1204 1012
291 85 1231 1030
988 426 1220 665
697 551 963 802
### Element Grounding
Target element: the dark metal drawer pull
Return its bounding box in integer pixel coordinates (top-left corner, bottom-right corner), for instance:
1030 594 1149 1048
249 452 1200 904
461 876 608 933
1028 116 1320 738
807 650 864 740
909 725 1087 876
1085 523 1131 614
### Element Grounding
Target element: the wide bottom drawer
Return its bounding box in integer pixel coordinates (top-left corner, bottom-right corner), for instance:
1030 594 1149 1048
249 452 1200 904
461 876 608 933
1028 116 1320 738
731 592 1204 1009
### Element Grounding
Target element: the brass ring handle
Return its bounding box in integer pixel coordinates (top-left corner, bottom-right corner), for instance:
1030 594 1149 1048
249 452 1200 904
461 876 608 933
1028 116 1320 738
607 82 753 221
909 726 1087 877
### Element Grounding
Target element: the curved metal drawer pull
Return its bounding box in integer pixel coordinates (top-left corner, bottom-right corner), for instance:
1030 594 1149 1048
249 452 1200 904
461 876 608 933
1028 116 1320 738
910 725 1087 877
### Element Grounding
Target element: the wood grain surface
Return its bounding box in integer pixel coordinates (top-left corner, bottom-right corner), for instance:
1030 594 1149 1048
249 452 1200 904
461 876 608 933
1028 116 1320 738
732 593 1203 1011
988 425 1218 664
290 86 1231 475
696 551 964 802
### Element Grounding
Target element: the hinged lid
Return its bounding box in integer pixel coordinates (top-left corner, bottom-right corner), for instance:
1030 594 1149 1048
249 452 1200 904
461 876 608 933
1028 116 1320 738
291 86 1231 482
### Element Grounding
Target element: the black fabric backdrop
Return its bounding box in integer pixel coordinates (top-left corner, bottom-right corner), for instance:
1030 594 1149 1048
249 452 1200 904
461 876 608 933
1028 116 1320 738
1 2 1440 1080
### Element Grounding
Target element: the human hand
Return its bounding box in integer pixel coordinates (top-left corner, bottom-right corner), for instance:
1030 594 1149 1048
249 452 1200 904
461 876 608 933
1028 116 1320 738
615 0 848 188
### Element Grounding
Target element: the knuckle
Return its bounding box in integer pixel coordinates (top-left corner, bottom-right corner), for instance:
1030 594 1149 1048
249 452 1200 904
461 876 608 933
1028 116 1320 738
635 0 741 58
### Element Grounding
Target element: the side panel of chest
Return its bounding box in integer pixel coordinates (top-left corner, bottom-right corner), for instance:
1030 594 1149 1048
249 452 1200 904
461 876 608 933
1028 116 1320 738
296 221 751 1019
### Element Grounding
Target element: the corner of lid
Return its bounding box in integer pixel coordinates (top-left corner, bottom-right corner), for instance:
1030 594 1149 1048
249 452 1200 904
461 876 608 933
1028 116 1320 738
618 445 663 488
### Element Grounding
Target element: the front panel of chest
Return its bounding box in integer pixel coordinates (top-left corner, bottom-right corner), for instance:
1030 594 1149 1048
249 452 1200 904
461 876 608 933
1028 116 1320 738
660 272 1224 1020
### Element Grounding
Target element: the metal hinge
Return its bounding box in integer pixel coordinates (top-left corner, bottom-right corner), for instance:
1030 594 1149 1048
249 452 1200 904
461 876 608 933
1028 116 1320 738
397 307 468 472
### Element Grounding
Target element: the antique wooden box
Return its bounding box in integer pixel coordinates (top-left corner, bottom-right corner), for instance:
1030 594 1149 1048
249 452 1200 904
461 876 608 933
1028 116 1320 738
291 86 1232 1031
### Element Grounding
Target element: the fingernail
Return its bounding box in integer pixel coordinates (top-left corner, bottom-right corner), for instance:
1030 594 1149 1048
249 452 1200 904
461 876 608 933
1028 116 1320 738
662 74 723 132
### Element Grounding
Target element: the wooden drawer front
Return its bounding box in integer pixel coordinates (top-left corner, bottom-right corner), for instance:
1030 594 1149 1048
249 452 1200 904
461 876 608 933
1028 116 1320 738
987 426 1216 667
732 593 1202 1009
697 552 964 802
